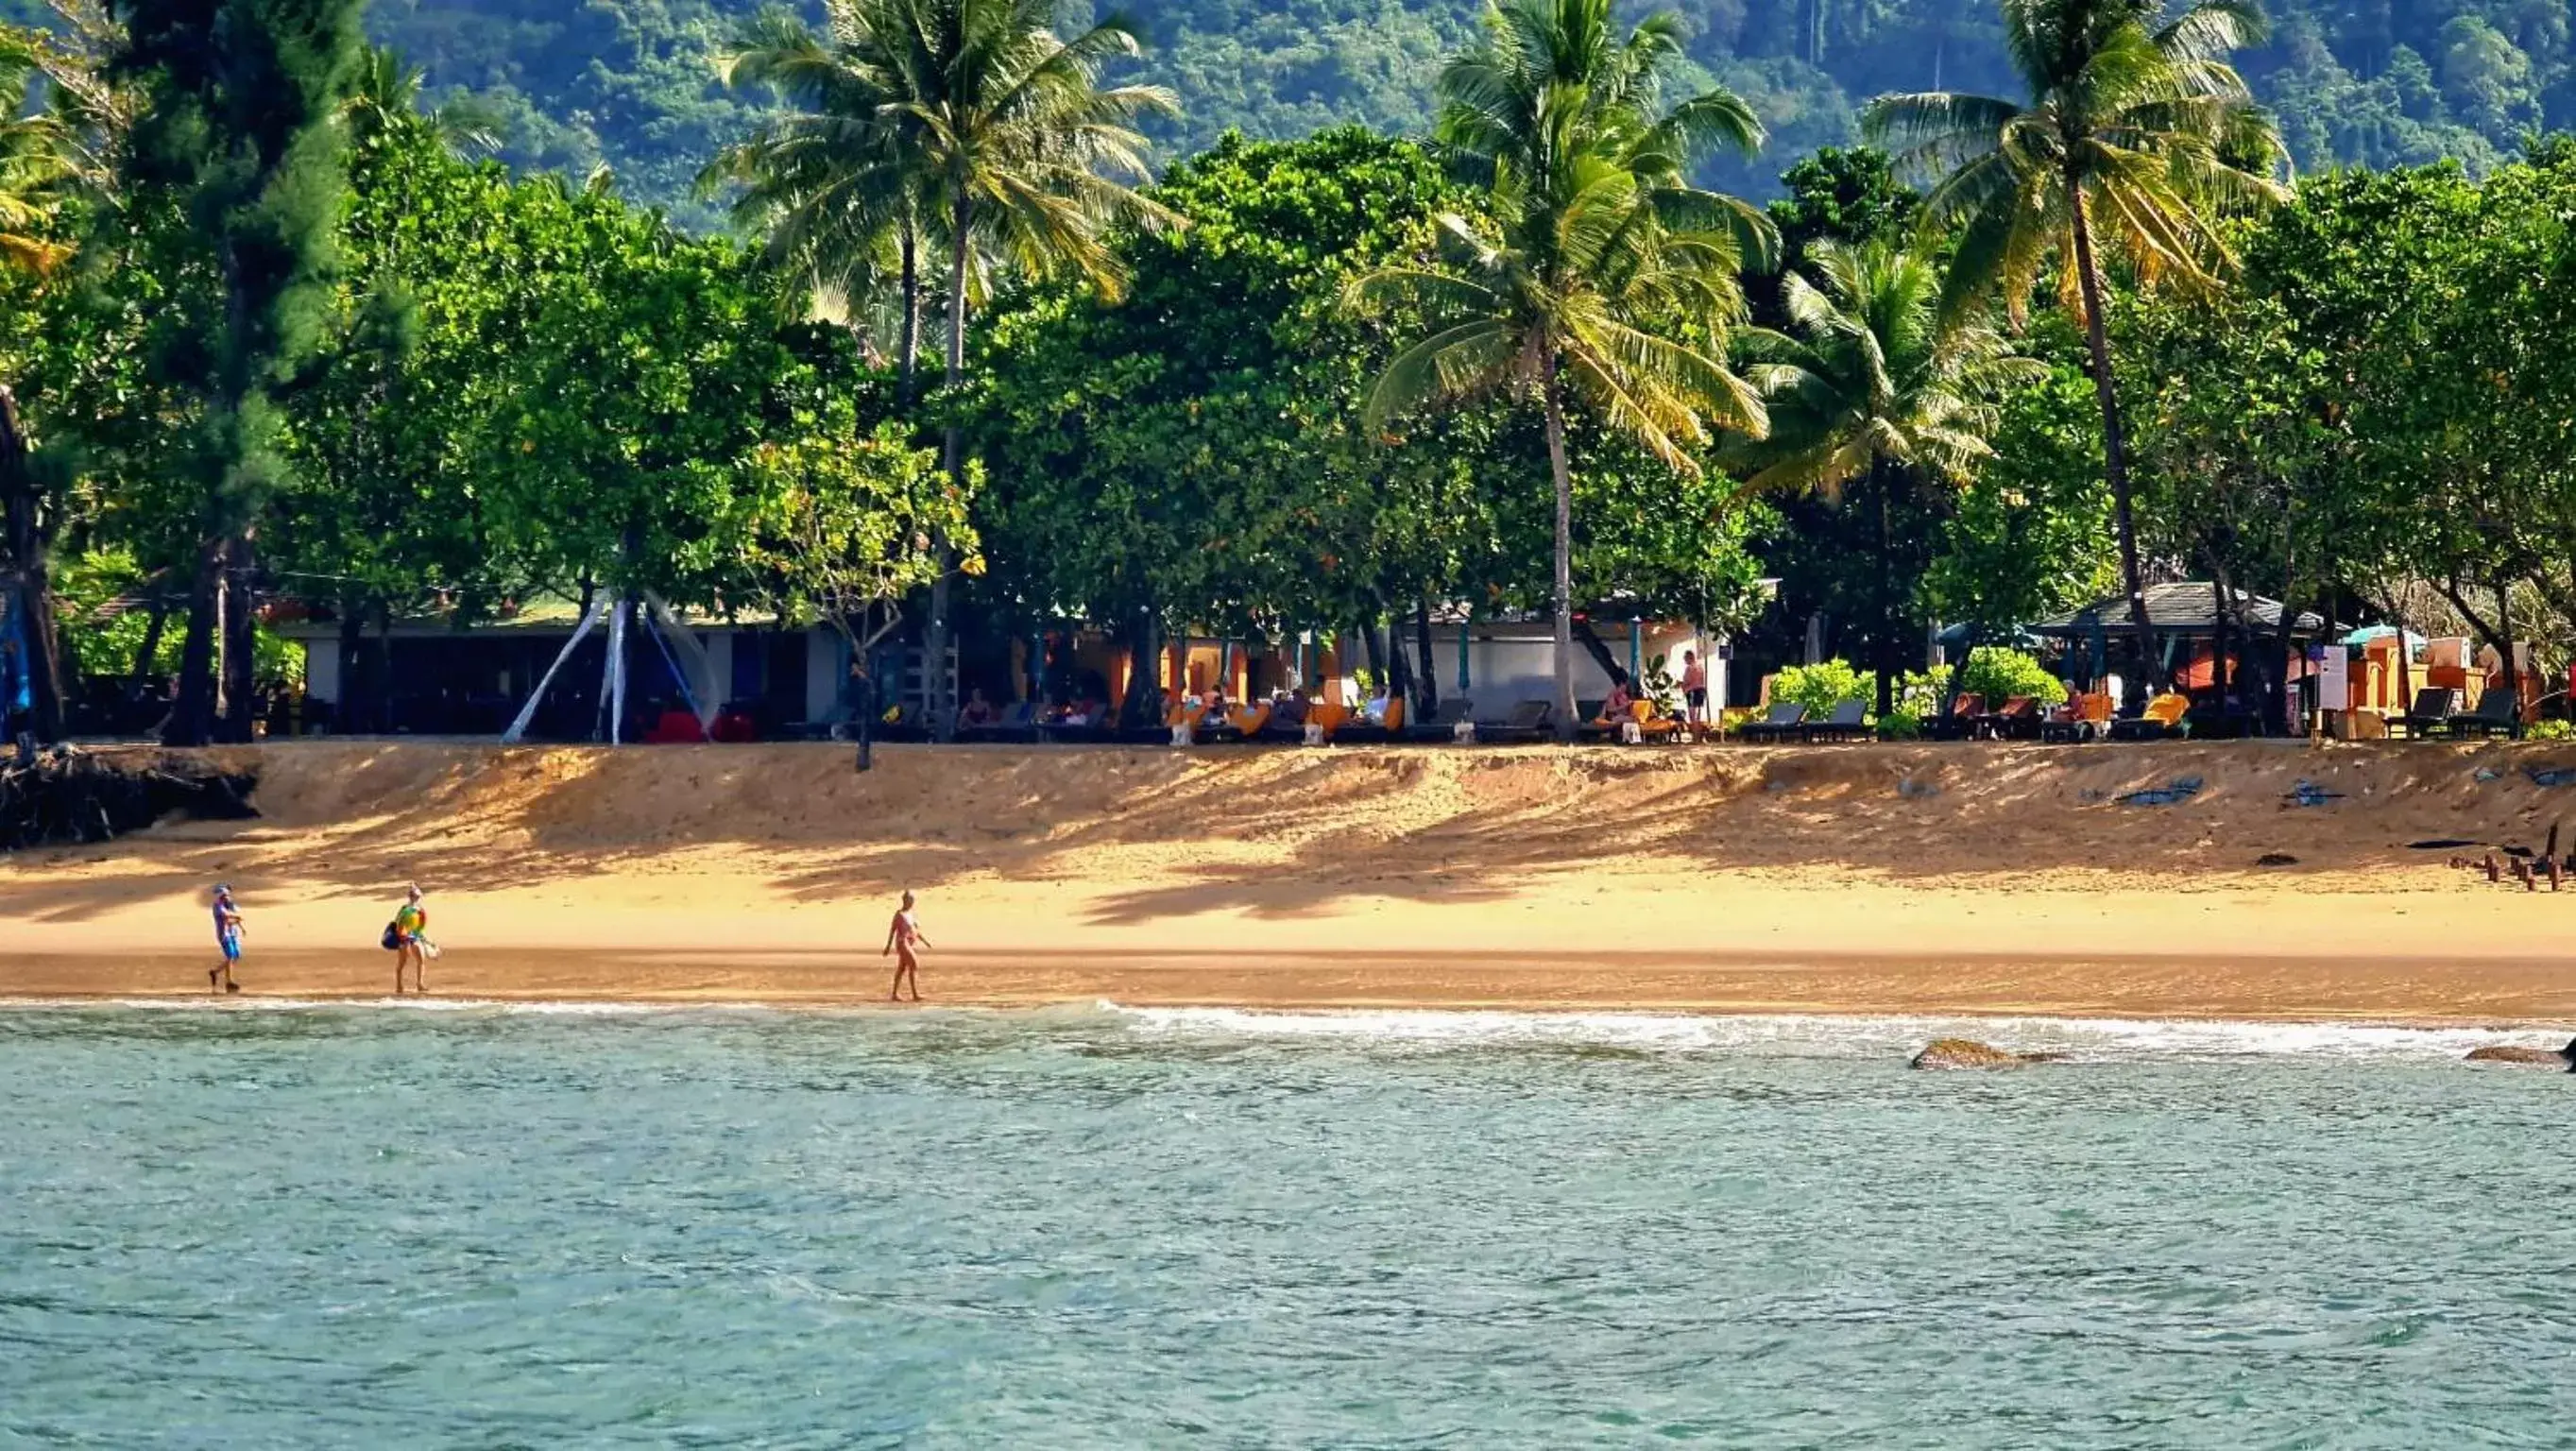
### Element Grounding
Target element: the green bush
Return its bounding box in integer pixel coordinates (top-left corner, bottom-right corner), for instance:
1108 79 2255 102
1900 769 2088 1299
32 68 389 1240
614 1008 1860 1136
1770 659 1869 716
2526 718 2573 742
1897 666 1951 717
1875 708 1923 740
1956 647 2067 708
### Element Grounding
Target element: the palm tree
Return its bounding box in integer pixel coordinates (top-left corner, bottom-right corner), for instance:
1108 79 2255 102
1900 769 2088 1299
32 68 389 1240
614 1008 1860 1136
1863 0 2285 691
712 0 1177 738
1731 239 2040 712
345 47 500 161
1348 0 1774 741
708 0 934 401
1 37 75 276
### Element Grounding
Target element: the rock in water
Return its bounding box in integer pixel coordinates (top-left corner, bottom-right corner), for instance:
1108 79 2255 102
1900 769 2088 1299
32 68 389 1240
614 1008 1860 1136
2464 1038 2576 1069
1910 1038 2043 1070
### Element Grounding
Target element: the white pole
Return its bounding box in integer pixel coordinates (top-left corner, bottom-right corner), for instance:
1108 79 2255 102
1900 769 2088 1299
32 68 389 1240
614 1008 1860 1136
501 597 607 744
606 600 629 745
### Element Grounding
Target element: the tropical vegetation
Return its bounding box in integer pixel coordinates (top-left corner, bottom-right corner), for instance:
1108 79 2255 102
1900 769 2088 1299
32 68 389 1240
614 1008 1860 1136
9 0 2576 747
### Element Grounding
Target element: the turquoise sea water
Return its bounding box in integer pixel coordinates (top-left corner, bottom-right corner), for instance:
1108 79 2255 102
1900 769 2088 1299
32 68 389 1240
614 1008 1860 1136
3 1003 2573 1448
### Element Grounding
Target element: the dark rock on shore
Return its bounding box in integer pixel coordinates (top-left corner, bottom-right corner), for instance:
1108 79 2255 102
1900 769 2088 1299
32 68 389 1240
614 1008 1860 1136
1910 1038 2059 1070
2465 1037 2576 1069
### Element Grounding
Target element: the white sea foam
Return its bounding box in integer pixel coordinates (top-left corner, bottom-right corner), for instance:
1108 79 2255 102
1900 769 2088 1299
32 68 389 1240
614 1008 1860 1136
2 995 2562 1063
1100 1003 2566 1063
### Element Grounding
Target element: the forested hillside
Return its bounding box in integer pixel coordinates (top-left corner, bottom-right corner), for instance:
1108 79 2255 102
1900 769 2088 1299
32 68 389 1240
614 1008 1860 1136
7 0 2562 225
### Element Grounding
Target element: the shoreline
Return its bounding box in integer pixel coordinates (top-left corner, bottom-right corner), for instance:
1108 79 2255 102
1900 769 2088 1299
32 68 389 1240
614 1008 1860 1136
7 947 2574 1030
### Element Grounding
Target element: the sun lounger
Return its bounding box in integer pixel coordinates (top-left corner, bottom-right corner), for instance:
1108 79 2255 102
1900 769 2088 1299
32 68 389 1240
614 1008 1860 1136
1737 702 1807 743
1403 699 1473 742
1633 701 1684 742
2040 691 2113 743
2451 690 2519 740
2397 687 2460 740
1976 696 2040 741
956 700 1037 743
1253 705 1312 742
1801 700 1870 743
1335 698 1406 743
1036 714 1114 743
2107 692 2190 742
1924 692 1985 742
1476 699 1555 743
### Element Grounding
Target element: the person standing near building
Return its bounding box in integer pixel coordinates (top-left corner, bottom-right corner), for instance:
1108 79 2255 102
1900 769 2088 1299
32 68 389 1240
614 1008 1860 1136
1680 650 1710 727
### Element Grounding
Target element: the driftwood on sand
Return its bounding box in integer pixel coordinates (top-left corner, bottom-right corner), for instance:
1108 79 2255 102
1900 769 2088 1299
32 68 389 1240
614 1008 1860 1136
0 748 257 851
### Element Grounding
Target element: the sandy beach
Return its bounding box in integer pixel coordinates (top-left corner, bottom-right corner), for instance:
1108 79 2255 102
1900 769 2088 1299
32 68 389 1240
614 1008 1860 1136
5 739 2576 1022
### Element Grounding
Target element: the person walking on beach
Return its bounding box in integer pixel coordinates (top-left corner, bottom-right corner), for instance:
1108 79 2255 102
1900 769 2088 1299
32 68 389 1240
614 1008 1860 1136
1680 650 1709 727
389 884 433 995
209 884 244 994
883 890 930 1002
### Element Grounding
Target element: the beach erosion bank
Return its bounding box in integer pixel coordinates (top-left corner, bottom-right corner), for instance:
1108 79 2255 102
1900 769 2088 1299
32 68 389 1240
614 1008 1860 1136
4 739 2576 1022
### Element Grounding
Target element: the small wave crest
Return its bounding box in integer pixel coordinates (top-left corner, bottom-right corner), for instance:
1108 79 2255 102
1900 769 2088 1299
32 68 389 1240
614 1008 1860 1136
1100 1004 2560 1063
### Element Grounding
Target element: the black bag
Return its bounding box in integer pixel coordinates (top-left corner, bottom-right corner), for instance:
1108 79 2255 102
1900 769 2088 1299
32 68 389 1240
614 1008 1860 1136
381 922 401 951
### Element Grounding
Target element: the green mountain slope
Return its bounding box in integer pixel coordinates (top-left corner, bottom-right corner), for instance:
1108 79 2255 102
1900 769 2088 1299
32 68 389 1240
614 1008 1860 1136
14 0 2562 225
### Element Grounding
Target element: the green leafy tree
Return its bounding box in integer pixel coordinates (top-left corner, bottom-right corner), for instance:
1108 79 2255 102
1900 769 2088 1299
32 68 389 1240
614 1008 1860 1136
808 0 1179 738
109 0 366 744
1864 0 2286 691
974 128 1501 722
1348 0 1775 739
1920 332 2113 665
1731 238 2037 709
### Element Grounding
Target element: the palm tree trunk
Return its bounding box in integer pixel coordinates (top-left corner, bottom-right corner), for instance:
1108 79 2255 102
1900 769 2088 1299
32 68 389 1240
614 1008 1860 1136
896 219 923 411
929 196 972 743
2069 187 2158 701
1543 359 1578 744
1874 465 1896 717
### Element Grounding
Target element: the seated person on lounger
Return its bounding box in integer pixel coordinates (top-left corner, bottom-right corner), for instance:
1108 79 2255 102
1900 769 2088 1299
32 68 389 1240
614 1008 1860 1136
957 689 997 729
1596 674 1635 726
1362 685 1393 726
1272 690 1309 728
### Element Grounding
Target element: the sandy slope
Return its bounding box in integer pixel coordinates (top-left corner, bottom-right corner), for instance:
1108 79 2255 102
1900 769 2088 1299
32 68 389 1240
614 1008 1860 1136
5 739 2576 1021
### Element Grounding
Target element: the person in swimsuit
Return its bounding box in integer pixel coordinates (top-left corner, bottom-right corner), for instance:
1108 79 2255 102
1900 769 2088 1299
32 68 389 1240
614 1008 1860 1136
882 890 930 1002
392 884 431 995
210 884 244 994
1680 650 1709 726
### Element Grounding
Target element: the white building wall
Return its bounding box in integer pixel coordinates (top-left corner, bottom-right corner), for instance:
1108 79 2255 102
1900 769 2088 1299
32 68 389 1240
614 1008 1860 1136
702 633 733 708
303 640 341 706
1404 625 1719 722
805 629 842 721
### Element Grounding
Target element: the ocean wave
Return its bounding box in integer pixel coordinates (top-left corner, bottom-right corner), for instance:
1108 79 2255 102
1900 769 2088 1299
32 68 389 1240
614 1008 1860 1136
1099 1004 2564 1063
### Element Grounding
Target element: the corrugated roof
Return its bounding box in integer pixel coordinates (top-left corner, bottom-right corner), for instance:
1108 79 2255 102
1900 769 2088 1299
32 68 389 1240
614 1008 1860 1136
2030 584 2332 637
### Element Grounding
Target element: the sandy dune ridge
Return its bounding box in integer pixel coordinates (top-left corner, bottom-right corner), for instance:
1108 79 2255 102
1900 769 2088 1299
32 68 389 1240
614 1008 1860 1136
4 739 2574 1021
